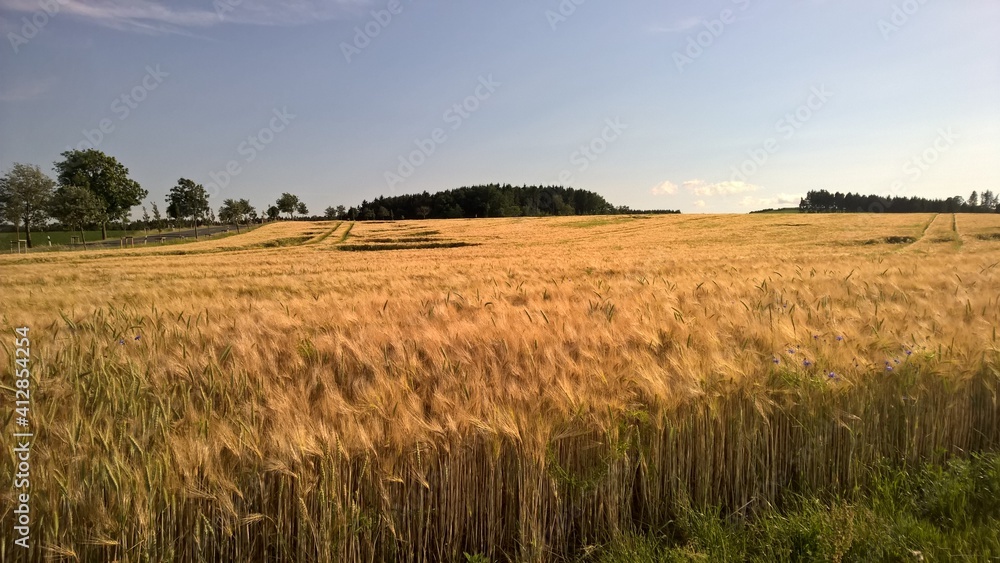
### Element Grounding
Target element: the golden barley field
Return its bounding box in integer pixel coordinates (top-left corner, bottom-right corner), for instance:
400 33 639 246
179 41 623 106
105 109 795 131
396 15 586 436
2 213 1000 561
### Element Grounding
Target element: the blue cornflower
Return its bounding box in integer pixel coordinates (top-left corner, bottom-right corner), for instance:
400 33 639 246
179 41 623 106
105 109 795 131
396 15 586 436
135 335 141 341
905 350 912 356
828 372 837 379
803 359 812 367
119 339 125 345
773 357 780 365
813 334 820 339
885 365 894 372
836 336 844 342
788 348 796 355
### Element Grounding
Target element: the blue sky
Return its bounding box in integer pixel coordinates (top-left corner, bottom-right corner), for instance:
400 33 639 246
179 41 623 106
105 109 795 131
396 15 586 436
1 0 997 214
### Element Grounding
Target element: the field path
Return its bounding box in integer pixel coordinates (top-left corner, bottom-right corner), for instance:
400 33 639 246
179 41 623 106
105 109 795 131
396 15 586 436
951 214 967 247
307 221 343 244
904 213 961 252
315 221 354 248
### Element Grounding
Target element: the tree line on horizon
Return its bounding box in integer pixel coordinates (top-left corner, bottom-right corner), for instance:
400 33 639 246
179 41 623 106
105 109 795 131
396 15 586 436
0 150 315 249
797 189 1000 214
2 151 680 250
324 184 680 221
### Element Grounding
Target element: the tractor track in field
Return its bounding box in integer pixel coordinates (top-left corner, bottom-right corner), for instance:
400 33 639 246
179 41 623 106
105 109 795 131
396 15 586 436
313 222 354 248
901 213 962 252
307 222 342 245
951 213 966 248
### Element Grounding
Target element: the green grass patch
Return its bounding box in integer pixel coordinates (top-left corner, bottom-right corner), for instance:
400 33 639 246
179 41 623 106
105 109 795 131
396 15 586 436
335 222 355 244
338 241 476 252
581 453 1000 562
564 217 646 228
1 229 152 247
859 235 918 245
259 236 310 248
3 226 263 254
397 229 441 236
361 237 439 243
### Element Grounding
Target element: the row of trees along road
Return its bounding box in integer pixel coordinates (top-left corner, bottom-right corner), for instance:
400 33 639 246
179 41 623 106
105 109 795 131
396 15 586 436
0 150 146 249
0 149 313 249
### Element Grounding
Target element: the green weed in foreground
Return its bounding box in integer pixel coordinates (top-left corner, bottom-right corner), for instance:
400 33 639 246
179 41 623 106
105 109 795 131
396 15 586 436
587 452 1000 562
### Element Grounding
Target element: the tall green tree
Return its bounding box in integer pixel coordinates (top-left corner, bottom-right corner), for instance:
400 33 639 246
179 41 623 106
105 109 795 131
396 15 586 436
48 185 105 249
276 193 300 219
0 191 14 239
266 205 281 221
981 190 996 212
296 201 309 218
166 178 210 239
0 163 55 249
54 150 146 240
219 198 255 233
151 202 163 232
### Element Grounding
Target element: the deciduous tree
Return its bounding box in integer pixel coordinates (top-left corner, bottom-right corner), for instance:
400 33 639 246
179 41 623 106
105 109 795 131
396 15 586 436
54 150 146 240
151 202 163 232
219 198 255 233
48 185 105 249
0 163 55 249
276 193 300 219
166 178 210 238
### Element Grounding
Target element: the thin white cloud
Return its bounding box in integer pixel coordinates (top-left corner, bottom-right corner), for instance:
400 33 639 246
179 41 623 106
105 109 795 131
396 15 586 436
219 0 374 25
1 0 215 33
0 0 373 34
649 180 678 196
740 193 803 208
692 200 706 208
0 76 57 102
682 179 760 197
649 17 701 34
